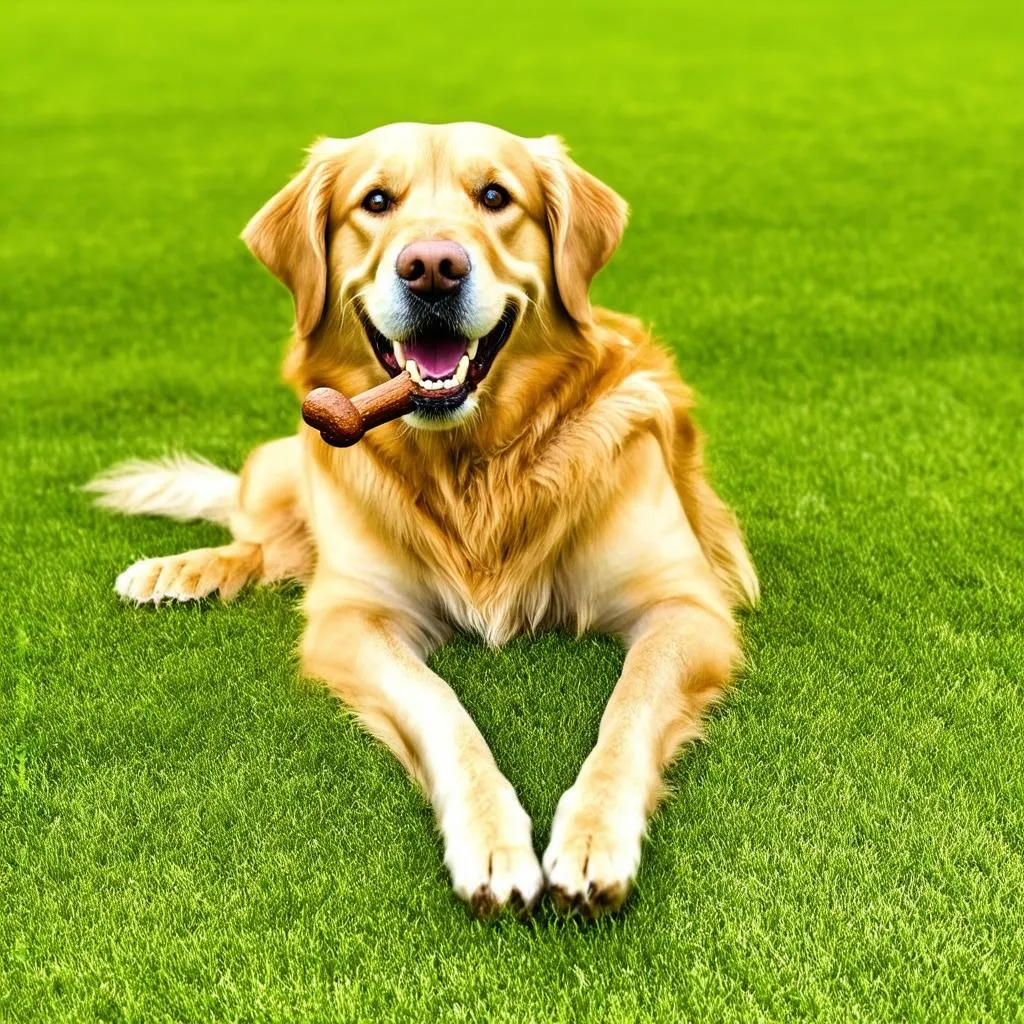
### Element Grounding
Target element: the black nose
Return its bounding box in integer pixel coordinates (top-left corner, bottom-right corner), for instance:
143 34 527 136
395 240 471 302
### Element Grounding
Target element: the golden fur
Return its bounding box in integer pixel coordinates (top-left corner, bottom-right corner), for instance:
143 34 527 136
90 122 757 918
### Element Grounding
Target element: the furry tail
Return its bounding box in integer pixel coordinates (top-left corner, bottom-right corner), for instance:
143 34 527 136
85 454 239 526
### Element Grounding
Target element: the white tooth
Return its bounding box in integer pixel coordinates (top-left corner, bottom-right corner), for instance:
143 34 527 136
454 355 469 384
444 377 456 389
430 379 443 390
405 359 422 383
393 341 405 366
467 338 479 360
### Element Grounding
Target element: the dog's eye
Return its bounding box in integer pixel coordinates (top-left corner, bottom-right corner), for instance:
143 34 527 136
362 189 392 214
480 184 511 211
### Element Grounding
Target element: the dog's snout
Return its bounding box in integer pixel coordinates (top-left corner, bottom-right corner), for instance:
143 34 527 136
396 240 470 302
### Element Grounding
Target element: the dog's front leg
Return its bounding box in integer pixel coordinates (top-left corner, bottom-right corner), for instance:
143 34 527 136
544 598 741 916
302 605 543 917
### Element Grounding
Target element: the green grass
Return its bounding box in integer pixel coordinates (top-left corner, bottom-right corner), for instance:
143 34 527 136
3 0 1023 1019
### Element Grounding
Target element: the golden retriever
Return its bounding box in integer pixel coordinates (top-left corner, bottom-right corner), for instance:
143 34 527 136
89 122 758 918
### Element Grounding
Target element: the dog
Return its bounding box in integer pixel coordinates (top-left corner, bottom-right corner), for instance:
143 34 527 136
88 122 758 918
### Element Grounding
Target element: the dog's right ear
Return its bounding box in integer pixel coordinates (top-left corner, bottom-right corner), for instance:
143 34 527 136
242 139 347 338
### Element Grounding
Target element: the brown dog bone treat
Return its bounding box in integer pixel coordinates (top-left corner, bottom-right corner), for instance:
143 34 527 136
301 371 418 448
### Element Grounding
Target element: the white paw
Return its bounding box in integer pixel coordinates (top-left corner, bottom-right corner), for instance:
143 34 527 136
543 783 646 916
116 557 183 604
441 782 544 918
114 545 259 605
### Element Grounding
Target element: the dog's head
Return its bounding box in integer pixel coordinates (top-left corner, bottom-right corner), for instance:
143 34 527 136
243 122 627 432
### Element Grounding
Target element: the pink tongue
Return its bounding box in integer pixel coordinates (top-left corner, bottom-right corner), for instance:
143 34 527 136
405 334 466 379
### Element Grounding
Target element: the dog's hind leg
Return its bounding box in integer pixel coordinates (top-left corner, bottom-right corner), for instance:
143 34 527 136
90 436 313 605
114 542 264 604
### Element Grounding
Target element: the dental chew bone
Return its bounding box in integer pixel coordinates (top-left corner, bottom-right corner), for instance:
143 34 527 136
301 371 419 448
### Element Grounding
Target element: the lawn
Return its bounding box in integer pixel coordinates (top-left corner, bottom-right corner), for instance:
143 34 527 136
2 0 1023 1020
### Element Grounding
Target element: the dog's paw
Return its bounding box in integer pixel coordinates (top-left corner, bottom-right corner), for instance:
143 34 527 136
441 783 543 919
542 784 646 917
115 544 261 605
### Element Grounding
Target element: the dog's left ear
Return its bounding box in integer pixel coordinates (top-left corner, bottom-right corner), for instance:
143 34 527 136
242 138 347 338
528 136 629 326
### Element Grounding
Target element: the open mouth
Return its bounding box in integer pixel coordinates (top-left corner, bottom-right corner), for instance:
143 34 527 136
359 301 518 412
